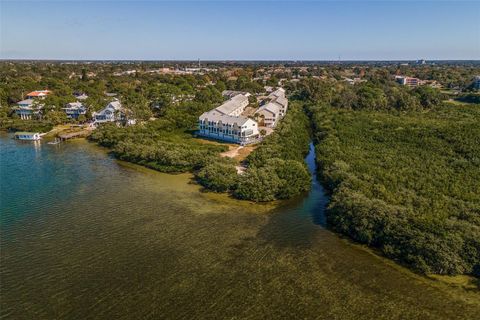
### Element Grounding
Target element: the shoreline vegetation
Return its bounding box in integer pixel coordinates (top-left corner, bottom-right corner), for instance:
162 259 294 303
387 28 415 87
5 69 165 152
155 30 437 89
296 75 480 277
1 61 479 278
90 102 312 202
307 103 480 277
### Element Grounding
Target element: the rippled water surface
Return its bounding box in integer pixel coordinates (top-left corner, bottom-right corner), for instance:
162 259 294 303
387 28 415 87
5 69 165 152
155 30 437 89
1 134 479 319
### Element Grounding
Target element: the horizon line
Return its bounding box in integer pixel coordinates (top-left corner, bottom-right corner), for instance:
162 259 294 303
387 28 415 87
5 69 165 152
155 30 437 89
2 59 480 62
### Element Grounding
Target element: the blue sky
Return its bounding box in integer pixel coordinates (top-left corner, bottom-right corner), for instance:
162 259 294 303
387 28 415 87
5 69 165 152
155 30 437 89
1 1 479 60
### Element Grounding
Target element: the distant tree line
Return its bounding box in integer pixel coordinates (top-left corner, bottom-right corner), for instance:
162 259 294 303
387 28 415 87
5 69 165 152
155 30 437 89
289 78 446 111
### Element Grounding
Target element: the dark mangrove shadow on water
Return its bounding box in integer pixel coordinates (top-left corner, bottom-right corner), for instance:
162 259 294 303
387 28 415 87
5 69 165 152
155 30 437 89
253 185 330 250
253 143 331 250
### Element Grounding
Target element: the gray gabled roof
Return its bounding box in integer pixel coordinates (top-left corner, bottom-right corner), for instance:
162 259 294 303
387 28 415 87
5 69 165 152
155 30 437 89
273 96 288 108
258 102 280 116
268 88 286 99
75 94 89 100
94 100 123 116
65 102 85 108
199 110 251 126
17 99 34 105
215 94 248 115
108 100 122 110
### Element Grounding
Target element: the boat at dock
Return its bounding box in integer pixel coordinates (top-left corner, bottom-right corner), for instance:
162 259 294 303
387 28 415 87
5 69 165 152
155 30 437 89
14 132 41 141
47 138 61 145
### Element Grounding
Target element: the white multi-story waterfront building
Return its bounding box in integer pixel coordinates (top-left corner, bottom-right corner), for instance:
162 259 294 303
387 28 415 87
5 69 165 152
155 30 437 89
198 110 259 145
197 93 258 144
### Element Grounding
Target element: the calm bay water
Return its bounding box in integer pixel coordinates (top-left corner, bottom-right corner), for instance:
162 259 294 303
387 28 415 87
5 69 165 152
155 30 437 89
1 133 479 319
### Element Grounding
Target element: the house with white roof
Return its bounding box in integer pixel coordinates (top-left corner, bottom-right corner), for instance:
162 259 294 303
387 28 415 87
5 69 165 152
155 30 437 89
268 88 286 100
63 102 87 119
266 88 288 117
93 100 125 124
198 110 259 145
215 94 249 116
73 92 89 100
256 102 281 128
222 90 249 99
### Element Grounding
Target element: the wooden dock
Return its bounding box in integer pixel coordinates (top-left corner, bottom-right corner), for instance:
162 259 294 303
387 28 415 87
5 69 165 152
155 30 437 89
58 130 90 140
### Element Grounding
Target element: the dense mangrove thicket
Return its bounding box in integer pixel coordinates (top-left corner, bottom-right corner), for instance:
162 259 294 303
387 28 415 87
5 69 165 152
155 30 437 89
90 122 228 173
194 103 312 201
195 159 239 192
308 104 480 275
0 119 54 133
246 103 311 166
233 103 311 201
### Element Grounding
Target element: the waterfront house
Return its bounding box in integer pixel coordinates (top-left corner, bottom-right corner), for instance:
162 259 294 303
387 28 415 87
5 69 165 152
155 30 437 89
197 93 258 144
198 110 259 145
14 99 43 120
267 88 288 117
93 100 125 124
63 102 87 119
14 89 51 120
25 90 51 99
256 102 280 127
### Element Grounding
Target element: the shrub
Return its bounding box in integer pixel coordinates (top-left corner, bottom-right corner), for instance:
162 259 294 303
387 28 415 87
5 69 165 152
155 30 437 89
196 160 239 192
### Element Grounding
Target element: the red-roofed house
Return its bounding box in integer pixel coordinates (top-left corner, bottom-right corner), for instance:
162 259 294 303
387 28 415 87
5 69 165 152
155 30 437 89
26 90 51 99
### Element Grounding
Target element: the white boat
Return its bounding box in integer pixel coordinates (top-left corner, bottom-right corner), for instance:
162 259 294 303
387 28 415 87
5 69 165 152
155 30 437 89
14 132 41 141
47 138 61 145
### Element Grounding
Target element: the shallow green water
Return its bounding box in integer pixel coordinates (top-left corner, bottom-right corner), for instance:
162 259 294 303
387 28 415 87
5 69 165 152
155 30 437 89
1 134 479 319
